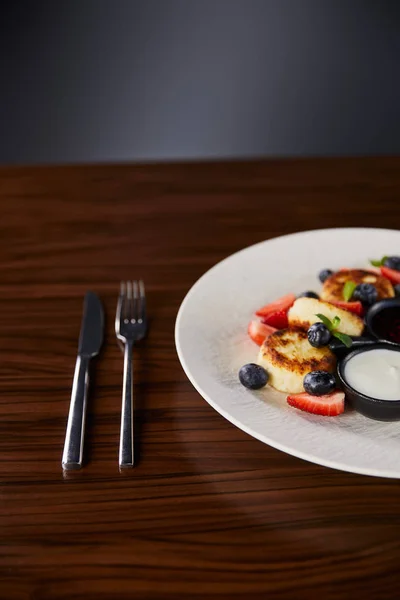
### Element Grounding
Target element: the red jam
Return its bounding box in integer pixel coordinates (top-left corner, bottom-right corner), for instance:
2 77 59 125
371 307 400 343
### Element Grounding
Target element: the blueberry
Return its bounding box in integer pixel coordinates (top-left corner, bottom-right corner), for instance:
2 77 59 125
319 269 334 283
304 371 336 396
307 323 331 348
384 256 400 272
239 363 269 390
298 291 320 299
353 283 378 306
395 284 400 297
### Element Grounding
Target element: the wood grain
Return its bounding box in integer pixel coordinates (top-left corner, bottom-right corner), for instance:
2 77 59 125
1 158 400 599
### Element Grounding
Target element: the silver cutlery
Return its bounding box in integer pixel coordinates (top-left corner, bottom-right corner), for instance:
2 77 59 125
115 281 147 468
62 292 104 470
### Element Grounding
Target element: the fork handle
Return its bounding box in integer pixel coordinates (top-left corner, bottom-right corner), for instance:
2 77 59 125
119 341 134 468
62 355 90 470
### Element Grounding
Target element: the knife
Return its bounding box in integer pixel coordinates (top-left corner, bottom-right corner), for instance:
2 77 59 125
62 292 104 470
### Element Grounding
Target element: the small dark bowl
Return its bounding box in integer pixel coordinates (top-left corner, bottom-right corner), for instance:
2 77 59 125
338 343 400 421
365 297 400 344
328 299 400 359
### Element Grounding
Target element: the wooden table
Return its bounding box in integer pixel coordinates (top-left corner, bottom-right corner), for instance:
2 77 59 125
1 158 400 600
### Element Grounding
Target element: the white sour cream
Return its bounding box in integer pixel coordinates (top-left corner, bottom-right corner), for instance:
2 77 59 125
345 349 400 401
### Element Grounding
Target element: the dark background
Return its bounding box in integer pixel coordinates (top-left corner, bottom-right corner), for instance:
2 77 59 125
1 0 399 165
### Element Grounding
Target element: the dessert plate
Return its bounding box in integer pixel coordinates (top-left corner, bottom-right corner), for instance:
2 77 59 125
175 228 400 478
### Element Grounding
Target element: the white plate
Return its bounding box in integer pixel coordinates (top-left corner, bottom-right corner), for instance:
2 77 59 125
175 228 400 478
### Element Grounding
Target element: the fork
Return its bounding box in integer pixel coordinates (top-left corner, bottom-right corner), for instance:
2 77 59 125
115 280 147 468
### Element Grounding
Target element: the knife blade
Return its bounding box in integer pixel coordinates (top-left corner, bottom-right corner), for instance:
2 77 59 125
78 292 104 357
62 292 104 470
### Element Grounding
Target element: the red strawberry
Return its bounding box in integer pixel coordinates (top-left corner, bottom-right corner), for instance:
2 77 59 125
255 293 296 318
329 299 363 316
261 309 289 329
381 266 400 285
248 320 277 346
287 391 345 416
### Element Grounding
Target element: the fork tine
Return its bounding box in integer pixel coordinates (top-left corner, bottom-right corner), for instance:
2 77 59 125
138 280 146 323
132 280 139 322
126 281 133 322
115 281 125 331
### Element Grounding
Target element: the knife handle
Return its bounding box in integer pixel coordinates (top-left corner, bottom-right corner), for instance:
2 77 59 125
119 341 134 468
62 355 90 470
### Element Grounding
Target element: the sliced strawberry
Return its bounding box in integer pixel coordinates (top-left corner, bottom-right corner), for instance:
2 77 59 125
248 320 277 346
255 293 296 318
261 309 289 329
381 265 400 284
287 391 345 416
329 299 364 316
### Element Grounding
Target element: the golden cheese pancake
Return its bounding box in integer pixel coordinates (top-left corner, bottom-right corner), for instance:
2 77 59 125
288 297 364 336
257 328 336 393
321 269 394 303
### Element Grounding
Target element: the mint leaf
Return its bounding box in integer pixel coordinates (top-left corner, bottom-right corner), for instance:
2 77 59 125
370 256 388 267
314 313 353 347
315 313 333 331
343 281 356 302
333 332 353 348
